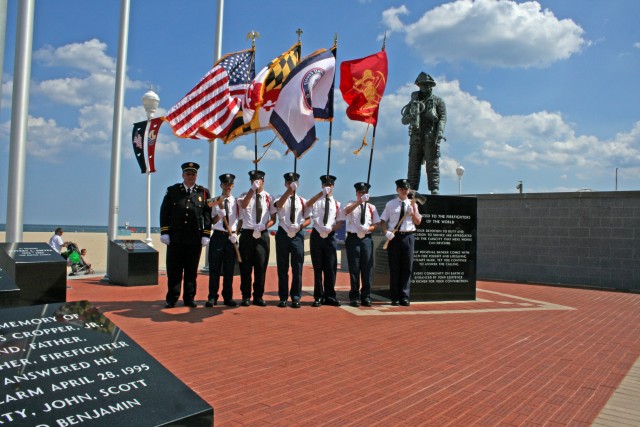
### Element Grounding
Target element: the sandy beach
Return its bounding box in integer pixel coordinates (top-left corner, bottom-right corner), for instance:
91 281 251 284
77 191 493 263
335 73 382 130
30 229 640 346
0 231 322 274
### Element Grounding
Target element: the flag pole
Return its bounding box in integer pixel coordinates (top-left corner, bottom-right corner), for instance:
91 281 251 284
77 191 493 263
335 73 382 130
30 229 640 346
325 34 337 178
365 33 386 187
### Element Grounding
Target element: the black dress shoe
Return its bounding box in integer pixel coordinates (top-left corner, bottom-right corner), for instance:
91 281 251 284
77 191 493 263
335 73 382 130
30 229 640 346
311 299 322 307
400 299 410 306
223 299 237 307
349 300 360 307
391 300 399 306
165 302 175 308
325 298 342 307
240 299 250 306
253 299 267 307
205 299 217 308
278 300 287 308
184 301 197 308
362 299 372 307
291 301 301 308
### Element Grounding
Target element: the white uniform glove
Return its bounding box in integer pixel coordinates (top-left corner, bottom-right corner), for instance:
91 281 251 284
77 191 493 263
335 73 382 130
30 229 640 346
322 186 331 195
321 224 333 234
160 235 170 245
229 234 237 244
319 232 329 239
357 223 370 233
201 237 210 247
251 180 260 191
360 194 370 203
289 223 299 232
385 231 395 241
289 181 298 191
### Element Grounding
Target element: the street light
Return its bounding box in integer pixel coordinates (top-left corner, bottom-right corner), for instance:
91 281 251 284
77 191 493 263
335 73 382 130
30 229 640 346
455 165 465 195
142 89 159 247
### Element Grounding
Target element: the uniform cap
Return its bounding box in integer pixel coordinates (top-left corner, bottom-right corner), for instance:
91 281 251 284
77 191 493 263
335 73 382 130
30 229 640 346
248 170 266 180
354 182 371 192
283 172 300 182
395 179 411 189
181 162 200 172
320 175 337 185
219 173 235 184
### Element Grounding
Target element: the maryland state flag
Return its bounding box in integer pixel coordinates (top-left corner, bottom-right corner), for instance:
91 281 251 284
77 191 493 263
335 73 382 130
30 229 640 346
132 118 162 173
224 43 301 143
339 50 388 125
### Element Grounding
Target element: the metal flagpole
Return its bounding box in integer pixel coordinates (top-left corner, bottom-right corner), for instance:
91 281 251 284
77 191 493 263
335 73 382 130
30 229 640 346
104 0 131 280
5 0 35 243
0 0 7 104
203 0 225 272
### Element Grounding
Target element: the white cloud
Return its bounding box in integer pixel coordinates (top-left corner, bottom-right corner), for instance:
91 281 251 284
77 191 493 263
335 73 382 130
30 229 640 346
384 0 587 68
33 39 115 74
230 144 282 162
633 42 640 49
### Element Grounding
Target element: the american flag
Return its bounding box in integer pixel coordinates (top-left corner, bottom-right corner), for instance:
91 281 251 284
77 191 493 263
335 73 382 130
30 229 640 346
165 48 255 140
218 48 255 103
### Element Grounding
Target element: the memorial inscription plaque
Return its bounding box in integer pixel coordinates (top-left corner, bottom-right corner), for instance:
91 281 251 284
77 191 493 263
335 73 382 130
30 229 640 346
372 195 477 301
0 301 213 426
0 243 67 306
108 240 158 287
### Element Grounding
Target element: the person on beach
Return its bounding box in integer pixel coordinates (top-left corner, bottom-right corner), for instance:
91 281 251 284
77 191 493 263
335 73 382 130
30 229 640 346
48 227 68 254
160 162 212 308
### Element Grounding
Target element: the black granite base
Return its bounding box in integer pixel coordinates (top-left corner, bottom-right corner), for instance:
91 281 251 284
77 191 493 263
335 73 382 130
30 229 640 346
108 240 158 286
0 242 67 306
0 266 20 307
0 301 213 426
370 194 477 301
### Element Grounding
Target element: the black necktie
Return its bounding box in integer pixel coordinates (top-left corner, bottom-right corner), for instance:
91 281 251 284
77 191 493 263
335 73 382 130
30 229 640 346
255 193 262 224
397 201 405 231
323 196 330 225
360 203 366 225
289 195 296 223
187 188 191 195
224 198 230 225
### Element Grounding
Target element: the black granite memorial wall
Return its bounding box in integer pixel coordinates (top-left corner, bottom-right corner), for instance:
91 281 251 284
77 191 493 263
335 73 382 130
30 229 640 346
371 195 477 301
0 301 213 426
0 243 67 306
108 240 158 286
0 266 20 308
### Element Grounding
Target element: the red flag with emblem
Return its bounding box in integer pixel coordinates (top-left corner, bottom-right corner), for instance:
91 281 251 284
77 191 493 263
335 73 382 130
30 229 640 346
339 50 388 125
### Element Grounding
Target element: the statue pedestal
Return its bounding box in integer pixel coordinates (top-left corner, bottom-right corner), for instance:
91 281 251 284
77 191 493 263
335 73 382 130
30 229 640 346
108 240 158 286
371 194 477 301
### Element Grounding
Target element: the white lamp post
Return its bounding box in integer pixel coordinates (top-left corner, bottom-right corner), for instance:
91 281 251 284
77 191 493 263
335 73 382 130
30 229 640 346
456 165 465 195
142 89 160 247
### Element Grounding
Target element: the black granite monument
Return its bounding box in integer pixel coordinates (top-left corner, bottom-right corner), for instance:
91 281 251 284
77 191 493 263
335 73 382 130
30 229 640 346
108 240 158 286
0 266 20 308
0 301 213 426
372 194 477 301
0 242 67 306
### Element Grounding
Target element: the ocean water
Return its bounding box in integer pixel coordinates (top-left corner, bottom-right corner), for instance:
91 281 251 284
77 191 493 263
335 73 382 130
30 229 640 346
0 224 161 234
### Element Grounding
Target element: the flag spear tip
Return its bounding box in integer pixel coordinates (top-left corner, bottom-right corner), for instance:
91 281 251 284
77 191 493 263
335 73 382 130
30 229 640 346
382 31 387 51
296 28 303 43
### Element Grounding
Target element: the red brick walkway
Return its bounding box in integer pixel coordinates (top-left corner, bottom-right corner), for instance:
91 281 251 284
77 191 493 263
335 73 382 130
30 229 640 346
68 269 640 426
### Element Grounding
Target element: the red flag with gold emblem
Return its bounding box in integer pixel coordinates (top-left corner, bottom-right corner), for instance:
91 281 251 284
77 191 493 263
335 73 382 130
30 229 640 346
339 51 388 125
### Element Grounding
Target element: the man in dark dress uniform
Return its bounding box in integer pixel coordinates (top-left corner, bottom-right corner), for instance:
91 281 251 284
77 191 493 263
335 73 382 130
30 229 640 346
160 162 212 308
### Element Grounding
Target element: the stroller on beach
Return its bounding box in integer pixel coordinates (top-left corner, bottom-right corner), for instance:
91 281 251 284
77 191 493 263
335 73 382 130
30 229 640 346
62 242 93 275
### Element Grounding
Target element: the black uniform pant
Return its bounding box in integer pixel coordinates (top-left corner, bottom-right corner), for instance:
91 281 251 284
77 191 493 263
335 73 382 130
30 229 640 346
166 242 202 304
408 137 439 192
239 229 270 300
208 230 236 302
345 233 373 302
275 227 305 302
387 232 415 301
310 229 337 300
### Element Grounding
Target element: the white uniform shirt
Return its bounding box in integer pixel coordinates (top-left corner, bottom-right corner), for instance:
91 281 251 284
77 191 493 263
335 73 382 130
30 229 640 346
49 234 64 253
272 194 310 229
239 190 272 229
341 201 380 233
212 195 239 232
380 198 418 232
310 196 341 232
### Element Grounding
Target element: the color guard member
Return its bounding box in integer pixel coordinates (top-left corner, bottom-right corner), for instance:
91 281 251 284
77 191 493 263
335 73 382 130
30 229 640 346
206 173 239 307
380 179 422 306
238 170 275 306
306 175 343 307
341 182 380 307
272 172 311 308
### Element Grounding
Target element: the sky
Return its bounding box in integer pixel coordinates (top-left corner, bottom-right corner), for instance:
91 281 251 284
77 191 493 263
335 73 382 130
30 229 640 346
1 0 639 228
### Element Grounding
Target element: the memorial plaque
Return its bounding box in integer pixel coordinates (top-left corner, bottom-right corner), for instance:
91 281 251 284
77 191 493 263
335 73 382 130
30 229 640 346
0 266 20 308
0 243 67 306
372 195 477 301
0 301 213 426
108 240 158 287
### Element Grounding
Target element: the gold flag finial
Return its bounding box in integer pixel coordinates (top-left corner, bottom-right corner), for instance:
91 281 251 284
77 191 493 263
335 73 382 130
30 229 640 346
334 33 338 48
246 30 260 47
